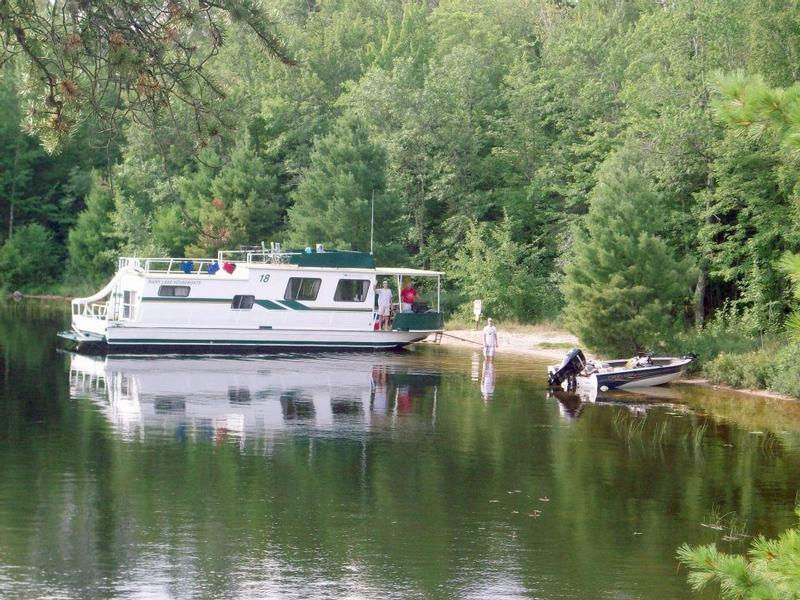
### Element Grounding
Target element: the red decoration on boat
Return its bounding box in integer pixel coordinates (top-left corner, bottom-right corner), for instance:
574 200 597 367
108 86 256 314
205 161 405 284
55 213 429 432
222 262 236 274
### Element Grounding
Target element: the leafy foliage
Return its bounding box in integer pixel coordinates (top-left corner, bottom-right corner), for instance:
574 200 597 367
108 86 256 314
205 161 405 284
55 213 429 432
451 216 551 322
0 0 799 353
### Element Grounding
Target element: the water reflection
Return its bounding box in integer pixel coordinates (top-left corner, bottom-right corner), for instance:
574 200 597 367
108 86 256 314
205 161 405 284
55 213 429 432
480 360 495 402
550 385 686 424
4 304 800 600
69 353 441 444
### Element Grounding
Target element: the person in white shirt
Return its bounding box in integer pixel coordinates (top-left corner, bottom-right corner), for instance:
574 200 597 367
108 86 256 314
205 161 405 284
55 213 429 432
376 280 393 331
483 318 498 360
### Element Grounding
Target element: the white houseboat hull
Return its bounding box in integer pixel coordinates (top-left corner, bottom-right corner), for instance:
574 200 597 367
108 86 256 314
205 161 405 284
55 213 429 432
102 325 430 351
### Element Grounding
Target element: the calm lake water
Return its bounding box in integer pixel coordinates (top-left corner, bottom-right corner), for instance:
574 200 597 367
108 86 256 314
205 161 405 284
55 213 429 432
1 303 799 599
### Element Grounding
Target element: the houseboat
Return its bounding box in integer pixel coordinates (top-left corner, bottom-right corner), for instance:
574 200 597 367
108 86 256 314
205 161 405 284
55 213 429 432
60 245 444 353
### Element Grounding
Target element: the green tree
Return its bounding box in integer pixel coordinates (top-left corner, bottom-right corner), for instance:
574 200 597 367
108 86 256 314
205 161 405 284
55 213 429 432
696 134 799 333
781 252 800 340
176 144 284 256
678 508 800 599
714 72 800 147
619 0 748 328
66 174 117 283
0 223 60 291
452 215 549 321
562 152 694 356
0 75 41 240
287 116 402 262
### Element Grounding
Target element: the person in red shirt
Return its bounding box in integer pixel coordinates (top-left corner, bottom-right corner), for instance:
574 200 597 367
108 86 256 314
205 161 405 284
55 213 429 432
400 281 418 312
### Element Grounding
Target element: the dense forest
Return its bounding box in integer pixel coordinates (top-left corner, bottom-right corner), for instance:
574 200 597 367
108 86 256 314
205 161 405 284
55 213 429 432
1 1 799 355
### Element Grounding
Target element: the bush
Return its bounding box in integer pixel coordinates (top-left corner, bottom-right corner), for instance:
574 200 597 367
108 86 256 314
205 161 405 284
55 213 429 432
702 342 800 398
0 224 60 292
705 351 776 390
666 327 759 374
770 343 800 398
704 353 745 387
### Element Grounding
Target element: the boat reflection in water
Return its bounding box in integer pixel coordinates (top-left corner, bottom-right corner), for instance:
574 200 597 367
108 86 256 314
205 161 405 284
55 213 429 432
550 384 688 424
68 353 441 443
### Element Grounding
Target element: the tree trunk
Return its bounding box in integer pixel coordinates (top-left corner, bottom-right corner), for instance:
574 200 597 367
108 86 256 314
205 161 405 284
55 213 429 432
694 261 706 329
694 170 714 329
9 141 19 239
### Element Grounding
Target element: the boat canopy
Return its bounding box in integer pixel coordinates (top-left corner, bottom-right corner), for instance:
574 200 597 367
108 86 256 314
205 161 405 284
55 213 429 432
375 267 443 312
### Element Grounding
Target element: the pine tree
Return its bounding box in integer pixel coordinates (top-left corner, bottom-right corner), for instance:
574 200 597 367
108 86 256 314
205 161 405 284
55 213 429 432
0 223 60 291
678 508 800 599
562 152 694 356
781 252 800 340
287 116 402 262
66 174 117 283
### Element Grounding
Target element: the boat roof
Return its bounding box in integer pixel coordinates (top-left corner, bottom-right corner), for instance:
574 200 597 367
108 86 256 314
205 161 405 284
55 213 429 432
376 267 444 277
287 250 375 269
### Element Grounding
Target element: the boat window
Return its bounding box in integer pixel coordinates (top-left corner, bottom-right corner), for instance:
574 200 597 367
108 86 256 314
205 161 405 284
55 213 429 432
284 278 321 301
231 295 255 310
122 290 138 319
157 285 191 297
334 279 371 302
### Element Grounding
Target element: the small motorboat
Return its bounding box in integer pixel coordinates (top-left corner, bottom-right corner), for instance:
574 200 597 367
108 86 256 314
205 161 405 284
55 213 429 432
547 348 695 392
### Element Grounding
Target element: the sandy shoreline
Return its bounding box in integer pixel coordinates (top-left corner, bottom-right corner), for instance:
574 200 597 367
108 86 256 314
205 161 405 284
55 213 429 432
425 328 580 361
426 329 797 401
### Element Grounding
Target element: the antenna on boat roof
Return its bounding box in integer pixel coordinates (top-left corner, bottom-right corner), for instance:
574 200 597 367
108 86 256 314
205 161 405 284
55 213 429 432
370 189 375 256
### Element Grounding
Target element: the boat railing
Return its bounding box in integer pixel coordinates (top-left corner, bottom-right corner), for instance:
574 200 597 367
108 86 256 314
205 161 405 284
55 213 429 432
216 250 298 265
72 301 108 318
118 253 301 272
118 257 216 274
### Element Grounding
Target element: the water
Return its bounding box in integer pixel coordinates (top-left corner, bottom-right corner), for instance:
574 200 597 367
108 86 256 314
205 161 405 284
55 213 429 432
1 303 799 599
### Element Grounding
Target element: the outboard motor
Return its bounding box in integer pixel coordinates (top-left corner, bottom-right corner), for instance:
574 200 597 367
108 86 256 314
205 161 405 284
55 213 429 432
547 348 587 389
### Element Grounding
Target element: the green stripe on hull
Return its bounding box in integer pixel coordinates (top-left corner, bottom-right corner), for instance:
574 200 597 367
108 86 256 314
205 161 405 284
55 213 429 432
255 299 286 310
142 297 229 303
277 299 310 310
